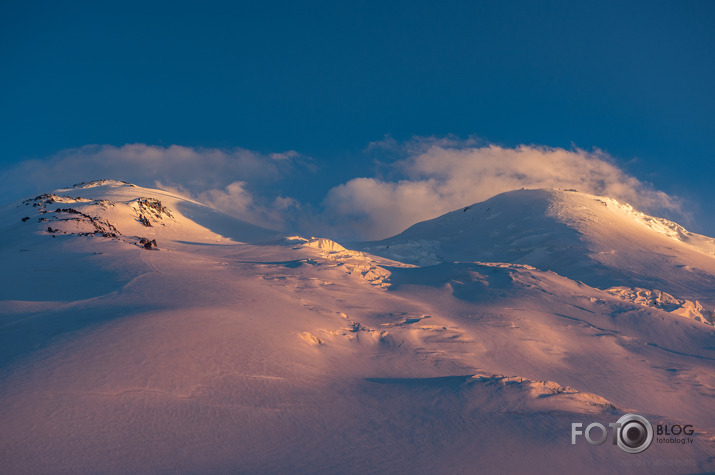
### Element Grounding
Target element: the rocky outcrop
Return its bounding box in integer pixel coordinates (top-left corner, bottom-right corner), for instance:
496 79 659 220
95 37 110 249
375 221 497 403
138 237 158 250
134 198 173 227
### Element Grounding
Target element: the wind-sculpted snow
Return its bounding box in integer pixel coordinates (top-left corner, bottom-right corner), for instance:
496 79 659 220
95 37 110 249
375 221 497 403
605 287 713 325
1 183 714 474
289 236 399 287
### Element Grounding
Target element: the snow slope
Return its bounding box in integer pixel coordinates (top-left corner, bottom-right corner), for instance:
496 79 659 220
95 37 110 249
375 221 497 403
359 188 715 310
1 183 714 474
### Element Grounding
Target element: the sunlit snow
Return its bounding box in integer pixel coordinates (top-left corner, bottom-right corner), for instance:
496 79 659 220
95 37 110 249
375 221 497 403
1 181 713 473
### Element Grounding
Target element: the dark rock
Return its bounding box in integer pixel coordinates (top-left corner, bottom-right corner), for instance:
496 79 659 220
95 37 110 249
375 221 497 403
137 198 172 218
54 207 83 215
139 237 158 250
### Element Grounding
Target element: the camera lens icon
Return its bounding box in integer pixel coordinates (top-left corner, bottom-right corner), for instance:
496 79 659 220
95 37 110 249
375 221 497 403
616 413 653 454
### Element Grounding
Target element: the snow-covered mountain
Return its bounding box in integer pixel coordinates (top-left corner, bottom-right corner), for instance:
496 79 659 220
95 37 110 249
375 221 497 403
360 188 715 314
5 179 281 245
1 181 714 474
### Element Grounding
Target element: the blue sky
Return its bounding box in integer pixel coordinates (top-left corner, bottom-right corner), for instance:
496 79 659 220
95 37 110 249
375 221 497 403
1 1 713 238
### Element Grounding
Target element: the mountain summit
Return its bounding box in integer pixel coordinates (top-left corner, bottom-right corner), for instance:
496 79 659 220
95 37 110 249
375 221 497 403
2 179 281 246
359 188 715 307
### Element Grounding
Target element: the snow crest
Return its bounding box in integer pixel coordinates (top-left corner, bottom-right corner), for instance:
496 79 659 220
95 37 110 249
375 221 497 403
605 286 713 325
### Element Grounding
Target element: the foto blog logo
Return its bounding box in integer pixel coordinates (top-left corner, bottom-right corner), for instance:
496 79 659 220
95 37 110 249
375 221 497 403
572 413 654 454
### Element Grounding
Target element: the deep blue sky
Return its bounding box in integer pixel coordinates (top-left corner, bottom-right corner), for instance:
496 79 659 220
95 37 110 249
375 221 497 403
1 1 713 229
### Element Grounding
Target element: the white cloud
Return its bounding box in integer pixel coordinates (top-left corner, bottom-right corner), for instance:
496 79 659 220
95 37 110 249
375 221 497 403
0 143 308 230
0 139 686 241
322 141 685 240
198 181 255 216
195 182 302 230
1 143 308 190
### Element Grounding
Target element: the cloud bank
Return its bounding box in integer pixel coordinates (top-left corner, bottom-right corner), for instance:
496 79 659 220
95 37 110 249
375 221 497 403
323 140 683 239
0 144 308 230
0 139 685 240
